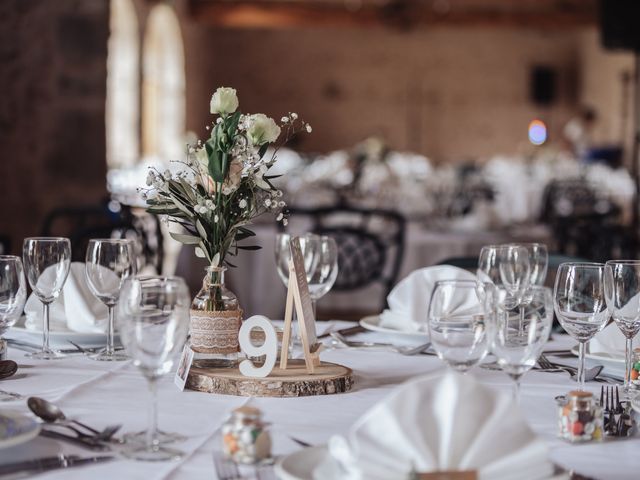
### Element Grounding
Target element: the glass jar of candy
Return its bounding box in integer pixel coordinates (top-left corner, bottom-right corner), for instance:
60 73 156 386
630 347 640 388
222 406 271 464
557 390 603 443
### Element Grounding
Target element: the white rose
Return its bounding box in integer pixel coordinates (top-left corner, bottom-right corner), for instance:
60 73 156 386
247 114 281 145
210 87 239 115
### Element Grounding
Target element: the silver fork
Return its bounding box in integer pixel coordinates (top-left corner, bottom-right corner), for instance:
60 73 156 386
213 451 240 480
330 332 431 356
538 354 607 382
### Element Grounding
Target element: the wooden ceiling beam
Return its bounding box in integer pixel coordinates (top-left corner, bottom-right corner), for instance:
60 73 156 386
189 1 598 30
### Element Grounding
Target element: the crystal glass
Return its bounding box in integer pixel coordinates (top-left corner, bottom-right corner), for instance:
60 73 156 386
554 262 609 391
275 233 339 315
604 260 640 395
0 256 27 355
490 286 553 402
85 239 136 361
22 237 71 359
427 280 494 373
514 243 549 286
116 276 190 461
275 233 319 288
478 245 531 306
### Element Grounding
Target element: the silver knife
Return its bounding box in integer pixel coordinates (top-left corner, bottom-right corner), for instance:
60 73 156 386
0 454 114 478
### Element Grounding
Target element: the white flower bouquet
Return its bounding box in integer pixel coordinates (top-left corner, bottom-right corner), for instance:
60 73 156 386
142 87 310 267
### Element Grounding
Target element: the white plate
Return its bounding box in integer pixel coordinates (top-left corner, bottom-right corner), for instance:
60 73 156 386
6 316 116 349
0 412 40 450
359 315 428 345
275 446 570 480
275 446 328 480
570 345 624 365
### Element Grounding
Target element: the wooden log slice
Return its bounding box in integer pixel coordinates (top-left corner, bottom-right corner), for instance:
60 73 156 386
186 359 353 397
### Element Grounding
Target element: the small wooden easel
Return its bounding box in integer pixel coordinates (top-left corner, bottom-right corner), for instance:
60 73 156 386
280 236 323 373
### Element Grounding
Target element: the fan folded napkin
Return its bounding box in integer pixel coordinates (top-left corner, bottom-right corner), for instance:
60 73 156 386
24 262 108 333
379 266 476 332
314 371 553 480
589 323 627 358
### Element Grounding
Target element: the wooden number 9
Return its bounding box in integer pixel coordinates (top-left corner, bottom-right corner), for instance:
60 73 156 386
238 315 278 378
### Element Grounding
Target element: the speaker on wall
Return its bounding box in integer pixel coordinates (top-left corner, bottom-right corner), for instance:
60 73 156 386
600 0 640 51
530 66 557 106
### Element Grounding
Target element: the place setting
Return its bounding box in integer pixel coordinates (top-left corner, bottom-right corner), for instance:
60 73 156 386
6 4 640 474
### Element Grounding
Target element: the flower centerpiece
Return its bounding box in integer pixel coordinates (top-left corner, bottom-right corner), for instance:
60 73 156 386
141 87 310 367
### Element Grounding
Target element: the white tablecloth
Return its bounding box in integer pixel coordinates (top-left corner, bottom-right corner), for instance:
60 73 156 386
0 322 638 479
175 223 552 318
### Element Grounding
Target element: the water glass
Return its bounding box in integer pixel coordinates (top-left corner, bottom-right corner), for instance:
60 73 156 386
554 262 608 391
85 239 136 361
117 276 190 461
427 280 494 373
514 243 548 286
604 260 640 394
490 286 553 402
0 256 27 357
478 244 530 307
23 237 71 359
274 233 318 288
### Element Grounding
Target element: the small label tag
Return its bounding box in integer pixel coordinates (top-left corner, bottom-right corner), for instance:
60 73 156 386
174 344 195 391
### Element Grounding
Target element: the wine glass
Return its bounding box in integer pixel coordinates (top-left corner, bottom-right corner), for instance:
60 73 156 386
23 237 71 359
478 245 531 302
0 256 27 359
275 233 319 288
427 280 494 373
275 233 339 316
554 262 609 391
604 260 640 395
490 286 553 402
512 243 548 286
85 239 136 361
116 276 190 461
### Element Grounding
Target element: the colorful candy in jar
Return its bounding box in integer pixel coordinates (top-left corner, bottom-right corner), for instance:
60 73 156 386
222 406 271 464
631 347 640 386
557 390 603 443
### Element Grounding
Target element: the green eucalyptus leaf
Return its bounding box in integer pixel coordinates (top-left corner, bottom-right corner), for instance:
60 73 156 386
236 245 261 251
169 232 201 245
206 140 224 182
196 219 208 239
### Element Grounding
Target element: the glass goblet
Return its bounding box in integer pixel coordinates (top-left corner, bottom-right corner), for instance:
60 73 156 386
512 243 548 286
274 233 319 288
307 236 339 312
85 239 136 361
22 237 71 360
0 256 27 359
604 260 640 395
554 262 609 391
427 280 494 373
490 286 553 402
116 276 190 461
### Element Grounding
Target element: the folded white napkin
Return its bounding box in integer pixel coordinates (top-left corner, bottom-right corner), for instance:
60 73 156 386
24 262 108 333
589 323 627 358
314 371 553 480
379 266 476 332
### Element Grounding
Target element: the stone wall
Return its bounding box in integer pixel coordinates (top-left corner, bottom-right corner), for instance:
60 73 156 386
0 0 109 254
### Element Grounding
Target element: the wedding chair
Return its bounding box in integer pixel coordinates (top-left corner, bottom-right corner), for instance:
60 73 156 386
280 206 406 318
41 200 164 273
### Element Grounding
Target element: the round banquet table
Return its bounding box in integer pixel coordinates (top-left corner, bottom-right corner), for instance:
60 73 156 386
0 322 637 480
175 222 552 319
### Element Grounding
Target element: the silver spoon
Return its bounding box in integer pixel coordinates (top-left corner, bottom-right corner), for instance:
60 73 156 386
27 397 102 436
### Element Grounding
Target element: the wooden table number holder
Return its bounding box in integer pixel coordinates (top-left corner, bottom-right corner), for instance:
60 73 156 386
185 236 353 397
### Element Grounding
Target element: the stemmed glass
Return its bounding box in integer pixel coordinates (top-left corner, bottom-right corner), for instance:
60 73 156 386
554 262 609 391
275 233 339 316
0 256 27 358
85 239 136 361
490 286 553 402
116 276 190 461
604 260 640 395
512 243 548 286
427 280 494 373
23 237 71 359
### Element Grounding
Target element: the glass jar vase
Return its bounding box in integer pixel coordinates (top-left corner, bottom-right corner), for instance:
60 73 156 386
190 266 243 368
